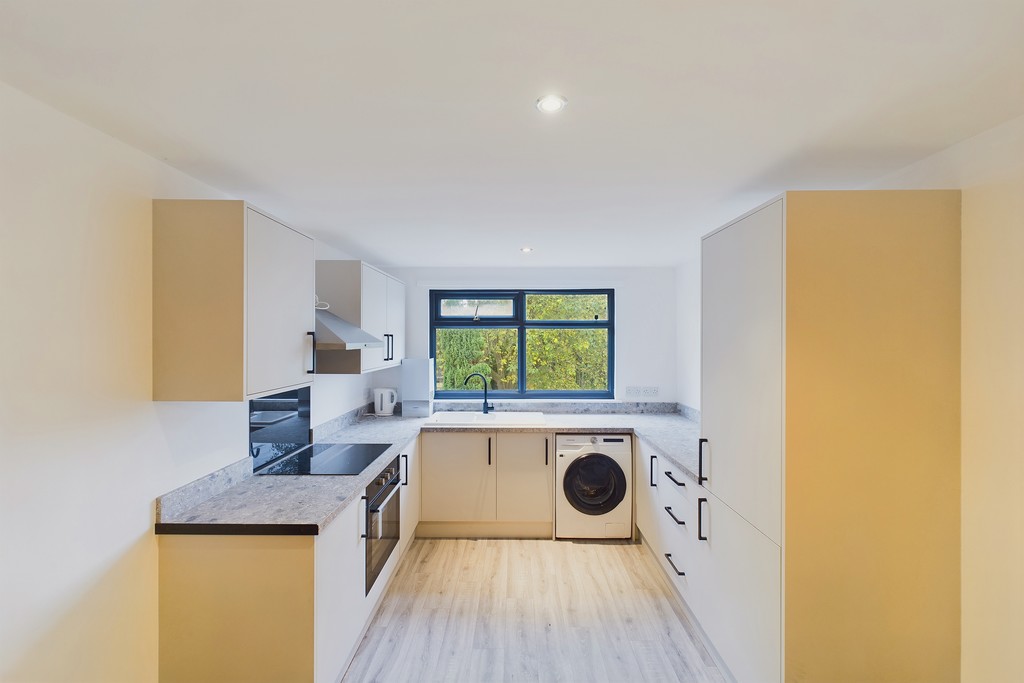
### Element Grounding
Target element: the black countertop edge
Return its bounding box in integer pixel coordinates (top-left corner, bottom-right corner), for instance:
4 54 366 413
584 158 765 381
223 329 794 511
155 522 320 536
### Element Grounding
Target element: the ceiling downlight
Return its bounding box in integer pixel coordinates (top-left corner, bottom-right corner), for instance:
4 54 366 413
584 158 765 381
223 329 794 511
535 95 568 113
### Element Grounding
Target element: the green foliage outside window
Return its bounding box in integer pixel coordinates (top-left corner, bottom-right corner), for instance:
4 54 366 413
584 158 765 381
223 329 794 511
432 291 612 395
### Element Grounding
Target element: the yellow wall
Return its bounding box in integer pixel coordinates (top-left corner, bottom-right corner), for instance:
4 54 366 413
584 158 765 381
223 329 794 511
872 115 1024 682
784 190 962 682
960 171 1024 681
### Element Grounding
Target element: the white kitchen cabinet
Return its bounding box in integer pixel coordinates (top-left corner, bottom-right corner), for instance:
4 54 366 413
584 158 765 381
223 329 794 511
689 492 781 683
420 431 497 522
701 199 784 544
153 200 315 400
398 434 420 557
159 498 400 683
633 438 663 553
419 430 553 537
495 432 552 522
314 260 406 373
696 190 962 683
385 275 406 365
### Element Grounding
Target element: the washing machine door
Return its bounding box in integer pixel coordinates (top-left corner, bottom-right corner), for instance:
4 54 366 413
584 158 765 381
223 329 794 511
563 453 627 515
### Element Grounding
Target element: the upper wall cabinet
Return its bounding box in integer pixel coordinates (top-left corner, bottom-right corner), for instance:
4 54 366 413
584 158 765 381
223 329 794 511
153 200 315 401
315 261 405 374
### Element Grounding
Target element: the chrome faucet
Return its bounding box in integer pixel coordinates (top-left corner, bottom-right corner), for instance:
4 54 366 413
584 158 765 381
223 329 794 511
464 373 494 414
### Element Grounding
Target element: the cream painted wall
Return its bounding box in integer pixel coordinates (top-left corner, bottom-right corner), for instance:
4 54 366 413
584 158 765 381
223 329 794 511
871 115 1024 682
385 266 678 402
674 254 701 411
0 82 244 682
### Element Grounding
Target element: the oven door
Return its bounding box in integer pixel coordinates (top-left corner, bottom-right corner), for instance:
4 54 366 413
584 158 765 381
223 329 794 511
365 475 401 595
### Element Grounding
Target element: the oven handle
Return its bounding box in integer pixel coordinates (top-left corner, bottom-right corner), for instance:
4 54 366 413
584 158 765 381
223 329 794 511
368 479 401 514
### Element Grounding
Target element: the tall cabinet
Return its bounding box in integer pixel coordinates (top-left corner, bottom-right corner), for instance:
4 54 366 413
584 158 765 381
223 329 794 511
153 200 315 400
696 190 961 683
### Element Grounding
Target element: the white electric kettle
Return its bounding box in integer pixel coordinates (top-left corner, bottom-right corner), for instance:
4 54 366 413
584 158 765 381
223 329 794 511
373 388 398 416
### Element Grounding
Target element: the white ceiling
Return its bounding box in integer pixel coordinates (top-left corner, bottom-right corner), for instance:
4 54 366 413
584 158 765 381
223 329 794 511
2 1 1022 266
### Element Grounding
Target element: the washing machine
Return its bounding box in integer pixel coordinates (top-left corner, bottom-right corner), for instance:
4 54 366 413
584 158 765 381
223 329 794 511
555 434 633 539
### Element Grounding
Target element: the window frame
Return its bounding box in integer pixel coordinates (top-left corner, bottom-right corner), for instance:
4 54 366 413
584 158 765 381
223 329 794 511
429 289 615 399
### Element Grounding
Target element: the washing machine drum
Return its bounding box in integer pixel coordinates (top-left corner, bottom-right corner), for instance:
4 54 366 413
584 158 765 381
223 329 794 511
563 453 627 516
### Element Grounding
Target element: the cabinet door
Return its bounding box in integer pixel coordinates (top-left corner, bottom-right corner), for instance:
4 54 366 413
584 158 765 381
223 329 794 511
314 499 368 683
496 432 552 522
385 276 405 366
399 436 420 556
420 432 496 521
359 264 388 371
690 493 781 683
701 199 784 544
634 439 662 552
246 208 314 396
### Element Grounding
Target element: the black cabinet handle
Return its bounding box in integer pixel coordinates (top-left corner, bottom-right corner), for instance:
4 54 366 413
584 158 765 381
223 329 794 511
307 331 316 374
487 437 492 466
401 454 408 486
389 334 394 361
360 495 368 539
545 438 549 466
697 438 708 485
650 455 657 487
697 498 708 541
664 471 686 487
664 506 685 526
664 553 685 577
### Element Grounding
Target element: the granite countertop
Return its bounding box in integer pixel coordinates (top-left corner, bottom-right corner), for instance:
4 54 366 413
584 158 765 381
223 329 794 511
156 412 701 536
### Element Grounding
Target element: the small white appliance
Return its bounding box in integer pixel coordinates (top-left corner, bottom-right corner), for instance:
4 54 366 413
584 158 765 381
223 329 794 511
372 388 397 416
555 434 633 539
400 358 435 417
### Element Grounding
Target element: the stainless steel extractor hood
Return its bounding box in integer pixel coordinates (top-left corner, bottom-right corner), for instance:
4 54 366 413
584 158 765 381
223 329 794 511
314 309 384 350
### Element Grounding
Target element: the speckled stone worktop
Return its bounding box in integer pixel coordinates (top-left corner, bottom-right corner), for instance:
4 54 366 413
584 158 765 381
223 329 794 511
155 412 700 536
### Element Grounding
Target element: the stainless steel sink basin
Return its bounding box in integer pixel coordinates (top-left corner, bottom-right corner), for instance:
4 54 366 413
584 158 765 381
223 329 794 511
427 411 546 426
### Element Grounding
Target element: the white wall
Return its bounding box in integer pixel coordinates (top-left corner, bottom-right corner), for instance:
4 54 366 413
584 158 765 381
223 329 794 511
384 266 677 401
871 114 1024 682
674 253 701 411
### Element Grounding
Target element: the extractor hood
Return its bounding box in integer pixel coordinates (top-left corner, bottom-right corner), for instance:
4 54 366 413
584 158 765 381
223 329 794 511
314 309 384 350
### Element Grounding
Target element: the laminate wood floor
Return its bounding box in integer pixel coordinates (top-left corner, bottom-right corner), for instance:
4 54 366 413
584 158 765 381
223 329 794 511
343 539 725 683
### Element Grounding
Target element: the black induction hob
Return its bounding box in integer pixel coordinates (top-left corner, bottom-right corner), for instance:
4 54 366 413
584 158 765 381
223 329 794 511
255 443 392 475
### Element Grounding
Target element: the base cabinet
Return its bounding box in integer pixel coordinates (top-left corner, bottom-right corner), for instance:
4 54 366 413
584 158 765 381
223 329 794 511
159 499 399 683
420 431 497 522
399 435 420 557
419 431 553 536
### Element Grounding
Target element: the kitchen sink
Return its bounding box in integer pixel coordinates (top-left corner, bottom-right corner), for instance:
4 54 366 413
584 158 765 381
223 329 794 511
427 411 546 426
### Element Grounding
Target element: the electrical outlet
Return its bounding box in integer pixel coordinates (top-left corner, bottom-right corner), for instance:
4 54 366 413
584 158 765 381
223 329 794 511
641 386 660 397
624 385 641 397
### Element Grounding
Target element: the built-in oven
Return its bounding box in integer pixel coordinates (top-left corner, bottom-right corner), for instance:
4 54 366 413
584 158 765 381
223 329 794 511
363 456 401 595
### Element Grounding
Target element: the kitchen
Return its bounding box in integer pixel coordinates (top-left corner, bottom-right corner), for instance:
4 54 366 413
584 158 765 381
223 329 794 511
1 3 1022 683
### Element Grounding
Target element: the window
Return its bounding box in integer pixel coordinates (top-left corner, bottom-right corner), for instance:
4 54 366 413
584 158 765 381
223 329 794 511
430 289 614 398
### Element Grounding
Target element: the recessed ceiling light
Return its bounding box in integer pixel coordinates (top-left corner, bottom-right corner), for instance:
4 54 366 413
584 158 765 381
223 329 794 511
535 95 567 113
520 247 534 253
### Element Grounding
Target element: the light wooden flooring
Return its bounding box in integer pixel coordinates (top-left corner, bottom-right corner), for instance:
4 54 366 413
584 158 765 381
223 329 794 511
343 539 725 683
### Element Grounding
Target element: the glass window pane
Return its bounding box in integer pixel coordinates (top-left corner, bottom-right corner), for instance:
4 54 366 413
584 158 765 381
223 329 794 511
526 328 609 391
526 293 608 321
439 298 514 318
434 328 519 390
